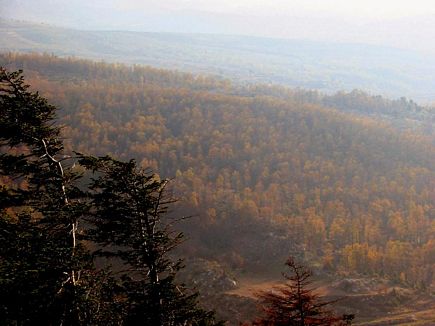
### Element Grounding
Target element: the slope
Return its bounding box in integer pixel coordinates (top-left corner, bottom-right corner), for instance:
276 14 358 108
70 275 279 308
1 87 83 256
2 18 435 102
2 53 433 289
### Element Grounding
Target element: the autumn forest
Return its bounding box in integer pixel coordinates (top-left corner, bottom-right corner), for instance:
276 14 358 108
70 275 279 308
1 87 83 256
1 52 434 324
3 52 434 280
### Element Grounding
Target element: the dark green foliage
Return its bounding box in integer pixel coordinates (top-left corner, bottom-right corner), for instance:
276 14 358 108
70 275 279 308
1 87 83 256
0 67 61 209
80 155 222 325
0 68 101 325
122 276 219 326
0 67 221 325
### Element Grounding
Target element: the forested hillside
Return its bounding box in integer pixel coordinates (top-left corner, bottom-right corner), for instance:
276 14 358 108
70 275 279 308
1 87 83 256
3 18 435 102
2 53 434 290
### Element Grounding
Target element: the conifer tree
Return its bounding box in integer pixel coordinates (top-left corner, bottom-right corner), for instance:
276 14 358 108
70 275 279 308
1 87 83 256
0 67 220 325
80 155 222 325
252 257 348 326
0 68 101 324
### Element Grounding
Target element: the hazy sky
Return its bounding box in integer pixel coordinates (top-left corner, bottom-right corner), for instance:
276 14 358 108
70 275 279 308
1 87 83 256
4 0 435 20
2 0 435 53
115 0 435 19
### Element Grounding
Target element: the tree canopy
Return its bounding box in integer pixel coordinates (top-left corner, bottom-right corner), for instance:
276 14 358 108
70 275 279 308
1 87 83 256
0 67 222 325
2 53 432 288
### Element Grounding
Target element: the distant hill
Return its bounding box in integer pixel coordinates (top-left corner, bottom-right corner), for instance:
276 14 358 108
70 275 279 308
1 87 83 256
1 52 435 324
2 53 433 286
2 18 435 102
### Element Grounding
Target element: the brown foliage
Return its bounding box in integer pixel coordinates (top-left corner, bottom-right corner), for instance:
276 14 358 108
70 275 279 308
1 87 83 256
2 53 434 288
251 258 345 326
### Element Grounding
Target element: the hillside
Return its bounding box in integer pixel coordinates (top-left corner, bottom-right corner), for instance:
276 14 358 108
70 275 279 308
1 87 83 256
2 18 435 102
1 53 434 323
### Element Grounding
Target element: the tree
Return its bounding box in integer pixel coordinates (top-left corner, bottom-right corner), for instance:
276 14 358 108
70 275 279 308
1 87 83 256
0 68 101 324
80 155 222 325
0 66 220 325
251 257 348 326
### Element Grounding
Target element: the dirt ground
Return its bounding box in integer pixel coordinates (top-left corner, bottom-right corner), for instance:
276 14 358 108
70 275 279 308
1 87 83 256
224 275 435 325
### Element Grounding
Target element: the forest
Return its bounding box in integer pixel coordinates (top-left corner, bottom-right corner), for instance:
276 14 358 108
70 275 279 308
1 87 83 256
1 52 434 324
2 52 434 286
3 18 435 103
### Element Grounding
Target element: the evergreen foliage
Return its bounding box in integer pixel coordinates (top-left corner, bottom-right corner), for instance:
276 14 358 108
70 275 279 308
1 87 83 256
80 155 222 325
0 67 99 324
252 258 347 326
0 67 222 325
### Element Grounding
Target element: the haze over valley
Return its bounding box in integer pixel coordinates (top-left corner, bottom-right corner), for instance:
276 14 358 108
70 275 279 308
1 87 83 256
2 18 435 103
1 1 434 325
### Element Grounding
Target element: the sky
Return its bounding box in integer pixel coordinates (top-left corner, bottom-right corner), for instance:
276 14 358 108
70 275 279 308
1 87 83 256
115 0 435 19
2 0 435 53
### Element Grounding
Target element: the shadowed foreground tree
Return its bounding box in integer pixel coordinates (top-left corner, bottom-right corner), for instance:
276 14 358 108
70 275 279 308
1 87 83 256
0 68 107 324
79 155 223 325
0 67 221 325
251 257 350 326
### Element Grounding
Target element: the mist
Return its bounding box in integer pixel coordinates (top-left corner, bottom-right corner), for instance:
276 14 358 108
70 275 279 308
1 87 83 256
2 0 435 54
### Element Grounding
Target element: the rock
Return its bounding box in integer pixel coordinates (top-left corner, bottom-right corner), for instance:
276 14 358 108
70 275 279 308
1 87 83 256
178 258 239 294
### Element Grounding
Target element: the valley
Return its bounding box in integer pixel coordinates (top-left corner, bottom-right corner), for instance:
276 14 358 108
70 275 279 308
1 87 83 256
2 52 433 324
2 18 435 102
